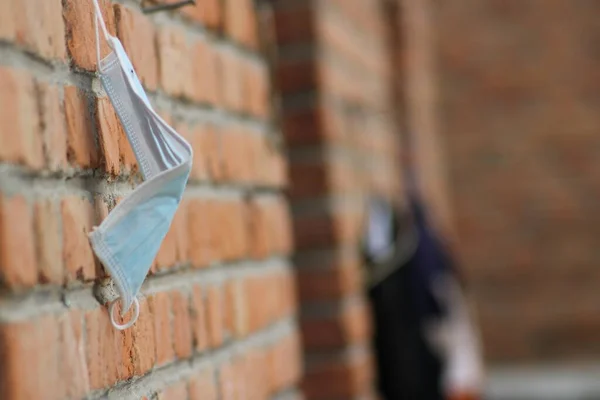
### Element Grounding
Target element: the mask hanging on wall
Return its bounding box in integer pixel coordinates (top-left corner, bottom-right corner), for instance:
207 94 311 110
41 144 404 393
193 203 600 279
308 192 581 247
88 0 192 330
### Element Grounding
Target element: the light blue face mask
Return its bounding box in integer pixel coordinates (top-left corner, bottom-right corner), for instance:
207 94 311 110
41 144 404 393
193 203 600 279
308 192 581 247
89 0 192 330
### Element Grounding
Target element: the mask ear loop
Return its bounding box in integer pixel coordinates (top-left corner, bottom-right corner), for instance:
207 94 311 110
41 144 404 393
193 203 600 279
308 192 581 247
110 296 140 330
92 0 111 70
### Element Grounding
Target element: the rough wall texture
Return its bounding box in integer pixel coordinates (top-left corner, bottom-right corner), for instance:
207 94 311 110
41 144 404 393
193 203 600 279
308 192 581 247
437 0 600 362
0 0 302 399
273 0 403 398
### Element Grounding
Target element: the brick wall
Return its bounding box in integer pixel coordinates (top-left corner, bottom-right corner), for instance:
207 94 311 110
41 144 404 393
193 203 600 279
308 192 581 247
0 1 302 399
273 0 403 398
437 0 600 362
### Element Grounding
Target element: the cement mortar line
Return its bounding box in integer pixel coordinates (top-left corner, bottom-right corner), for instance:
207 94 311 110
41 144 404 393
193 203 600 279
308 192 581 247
93 317 297 400
290 194 364 217
0 257 292 323
292 245 360 266
0 164 285 201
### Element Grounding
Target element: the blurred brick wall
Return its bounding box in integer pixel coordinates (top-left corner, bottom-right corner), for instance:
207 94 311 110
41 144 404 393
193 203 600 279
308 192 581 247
273 0 403 398
0 0 302 399
437 0 600 362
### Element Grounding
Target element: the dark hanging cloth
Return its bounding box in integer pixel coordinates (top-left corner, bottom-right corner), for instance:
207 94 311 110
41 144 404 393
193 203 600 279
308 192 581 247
362 182 455 400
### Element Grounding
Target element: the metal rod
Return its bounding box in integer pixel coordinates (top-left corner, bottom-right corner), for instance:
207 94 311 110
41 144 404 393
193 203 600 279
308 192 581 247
142 0 196 14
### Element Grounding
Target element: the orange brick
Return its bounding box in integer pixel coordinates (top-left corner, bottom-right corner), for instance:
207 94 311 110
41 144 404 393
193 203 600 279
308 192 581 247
191 285 209 351
269 333 302 392
61 196 96 282
219 49 244 112
171 291 193 359
247 199 270 259
85 307 120 390
34 199 63 285
37 83 67 170
158 381 188 400
224 278 248 338
0 67 43 169
0 195 37 289
188 199 213 268
0 317 62 400
64 0 116 71
205 126 223 181
64 86 99 168
243 349 269 399
59 310 88 399
130 298 156 375
13 0 66 60
157 199 189 269
181 0 222 30
191 38 220 105
157 26 193 99
216 200 248 262
224 0 258 48
205 285 225 348
148 292 175 366
245 62 270 118
189 125 211 181
221 129 249 183
0 0 16 41
114 5 158 90
269 199 293 255
95 97 122 175
189 368 218 400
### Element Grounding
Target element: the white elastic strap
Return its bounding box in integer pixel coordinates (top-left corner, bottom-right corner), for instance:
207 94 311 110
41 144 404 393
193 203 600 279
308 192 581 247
92 0 110 68
109 296 140 330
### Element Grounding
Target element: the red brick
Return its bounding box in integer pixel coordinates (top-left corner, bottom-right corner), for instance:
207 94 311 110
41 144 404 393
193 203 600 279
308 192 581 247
114 5 158 90
181 0 222 30
205 285 225 348
302 352 374 400
243 348 270 399
61 196 96 282
0 67 43 169
191 38 220 105
13 0 66 60
297 263 361 302
288 162 329 199
171 291 193 359
301 300 371 350
64 86 99 168
187 124 211 181
95 97 122 175
158 381 188 400
224 0 258 48
188 199 213 268
157 26 193 99
85 307 119 390
191 285 209 351
189 368 218 400
218 358 242 400
224 279 249 338
293 209 362 250
0 317 62 400
37 82 67 171
0 195 37 289
148 292 175 366
34 199 63 285
274 7 314 44
155 198 188 270
64 0 117 71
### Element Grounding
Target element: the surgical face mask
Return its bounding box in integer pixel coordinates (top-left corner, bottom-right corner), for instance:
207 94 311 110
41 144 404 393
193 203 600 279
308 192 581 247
88 0 192 330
